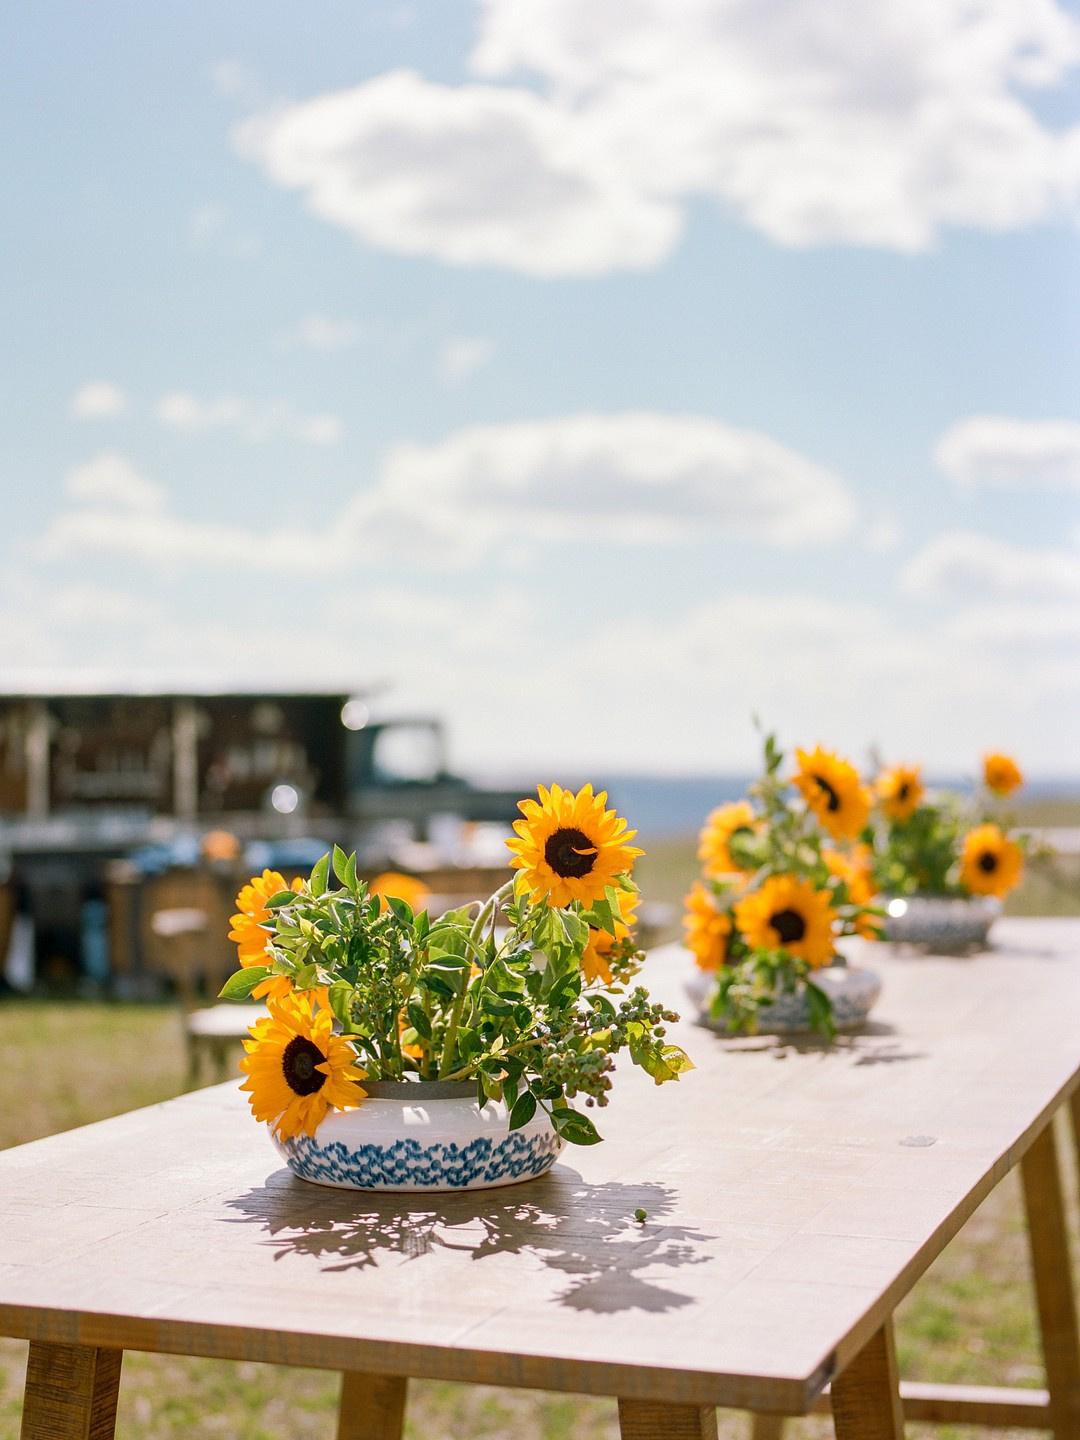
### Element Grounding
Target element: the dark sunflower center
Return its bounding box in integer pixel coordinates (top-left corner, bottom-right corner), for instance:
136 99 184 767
545 827 598 879
977 851 998 874
770 908 807 944
897 782 910 801
814 775 841 812
281 1035 327 1097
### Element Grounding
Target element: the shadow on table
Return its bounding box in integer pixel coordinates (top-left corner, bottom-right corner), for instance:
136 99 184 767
224 1164 710 1313
715 1021 927 1067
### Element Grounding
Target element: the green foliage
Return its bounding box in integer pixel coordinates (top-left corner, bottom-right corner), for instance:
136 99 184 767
695 732 880 1040
868 781 1029 899
219 854 691 1145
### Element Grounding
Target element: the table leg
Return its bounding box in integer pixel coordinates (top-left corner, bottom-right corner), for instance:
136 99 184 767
20 1341 122 1440
1021 1118 1080 1439
1069 1090 1080 1194
336 1372 407 1440
749 1416 785 1439
830 1320 903 1440
618 1398 719 1440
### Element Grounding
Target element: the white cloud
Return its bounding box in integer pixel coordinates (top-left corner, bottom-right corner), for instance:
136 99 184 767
282 313 359 351
378 412 857 546
901 530 1080 601
37 412 856 580
235 1 1080 275
864 512 903 553
438 335 496 384
155 391 343 446
233 71 680 277
944 601 1080 648
935 415 1080 490
40 505 345 576
64 453 164 511
70 382 128 420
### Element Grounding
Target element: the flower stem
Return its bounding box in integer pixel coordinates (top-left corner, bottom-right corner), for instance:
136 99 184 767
438 880 514 1078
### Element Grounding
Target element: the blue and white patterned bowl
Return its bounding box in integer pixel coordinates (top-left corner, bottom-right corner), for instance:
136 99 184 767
883 895 1000 950
685 963 882 1035
271 1080 563 1192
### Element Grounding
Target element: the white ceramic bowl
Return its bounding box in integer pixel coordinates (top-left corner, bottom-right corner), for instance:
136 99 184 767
882 895 1001 950
685 963 882 1035
270 1080 563 1192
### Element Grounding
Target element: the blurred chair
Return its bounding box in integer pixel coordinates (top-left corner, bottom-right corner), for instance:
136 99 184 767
150 906 261 1085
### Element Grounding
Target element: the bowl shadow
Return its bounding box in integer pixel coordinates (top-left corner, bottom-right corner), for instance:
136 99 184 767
223 1163 712 1314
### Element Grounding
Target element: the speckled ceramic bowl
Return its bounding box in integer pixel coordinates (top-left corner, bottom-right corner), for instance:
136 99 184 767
685 963 882 1035
882 895 1000 950
270 1080 563 1193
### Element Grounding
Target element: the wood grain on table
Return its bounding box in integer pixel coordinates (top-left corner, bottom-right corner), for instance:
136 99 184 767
1 918 1078 1417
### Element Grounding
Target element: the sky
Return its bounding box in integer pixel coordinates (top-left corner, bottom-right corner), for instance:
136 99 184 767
2 0 1079 779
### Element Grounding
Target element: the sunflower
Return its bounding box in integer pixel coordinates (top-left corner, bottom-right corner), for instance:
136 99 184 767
239 991 366 1140
581 887 640 984
228 870 304 1000
823 846 881 939
735 874 837 969
682 882 732 972
793 746 871 841
876 764 924 822
370 871 431 914
507 783 643 909
698 801 759 876
983 752 1023 796
961 824 1023 898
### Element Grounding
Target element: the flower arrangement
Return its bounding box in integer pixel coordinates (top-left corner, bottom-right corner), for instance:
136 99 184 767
683 735 882 1037
869 751 1026 902
222 784 691 1151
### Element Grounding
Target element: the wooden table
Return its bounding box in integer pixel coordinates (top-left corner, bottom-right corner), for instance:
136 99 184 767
4 918 1080 1440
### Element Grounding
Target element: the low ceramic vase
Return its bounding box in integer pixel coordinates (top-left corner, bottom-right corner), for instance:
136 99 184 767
684 963 881 1035
271 1079 563 1193
882 895 1000 950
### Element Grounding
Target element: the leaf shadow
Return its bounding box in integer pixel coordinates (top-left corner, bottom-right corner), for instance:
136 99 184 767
223 1164 711 1314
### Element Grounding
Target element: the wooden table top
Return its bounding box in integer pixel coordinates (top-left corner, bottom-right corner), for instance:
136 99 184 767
2 918 1079 1415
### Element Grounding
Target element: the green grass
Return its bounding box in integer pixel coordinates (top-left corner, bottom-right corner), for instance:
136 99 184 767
3 898 1079 1437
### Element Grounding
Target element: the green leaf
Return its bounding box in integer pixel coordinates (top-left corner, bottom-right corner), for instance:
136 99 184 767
585 895 617 937
423 974 456 1002
508 1090 537 1131
218 968 269 1000
407 1002 432 1041
332 844 350 885
328 981 355 1028
550 1106 602 1146
414 910 431 943
479 991 515 1017
387 896 414 925
804 981 836 1040
309 852 330 897
265 889 297 909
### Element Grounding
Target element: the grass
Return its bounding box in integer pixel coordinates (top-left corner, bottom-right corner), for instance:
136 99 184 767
2 827 1078 1437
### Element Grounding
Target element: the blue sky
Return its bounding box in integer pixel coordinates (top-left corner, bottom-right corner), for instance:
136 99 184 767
2 0 1079 777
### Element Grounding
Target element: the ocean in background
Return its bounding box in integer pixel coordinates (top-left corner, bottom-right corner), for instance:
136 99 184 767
563 773 1080 841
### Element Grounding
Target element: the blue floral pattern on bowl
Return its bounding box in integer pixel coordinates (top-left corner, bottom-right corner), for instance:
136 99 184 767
268 1082 563 1192
280 1129 562 1191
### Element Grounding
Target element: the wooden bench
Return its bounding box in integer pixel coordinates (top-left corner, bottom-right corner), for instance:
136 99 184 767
3 918 1080 1438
